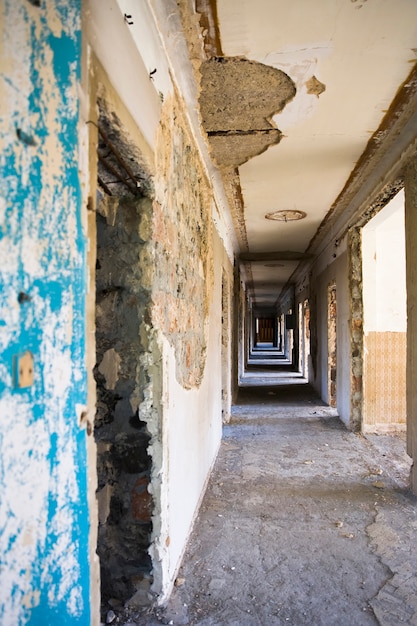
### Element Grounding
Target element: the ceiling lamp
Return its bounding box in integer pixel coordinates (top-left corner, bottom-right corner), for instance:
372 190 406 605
265 210 306 222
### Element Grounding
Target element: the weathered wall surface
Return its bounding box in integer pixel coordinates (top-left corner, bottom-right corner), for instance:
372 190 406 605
152 91 221 596
149 93 228 600
153 227 228 599
0 2 91 624
83 0 236 609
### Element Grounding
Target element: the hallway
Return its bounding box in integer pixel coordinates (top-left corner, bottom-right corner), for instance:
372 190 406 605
120 374 416 626
4 4 417 623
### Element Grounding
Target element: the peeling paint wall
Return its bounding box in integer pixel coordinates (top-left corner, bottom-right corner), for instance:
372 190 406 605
83 1 236 608
0 1 91 624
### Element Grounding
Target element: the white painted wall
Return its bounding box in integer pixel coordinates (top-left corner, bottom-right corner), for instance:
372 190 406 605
363 190 406 333
153 229 225 601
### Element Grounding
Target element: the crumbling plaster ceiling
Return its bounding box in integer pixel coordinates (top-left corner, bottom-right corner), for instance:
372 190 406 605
199 56 296 167
213 0 417 305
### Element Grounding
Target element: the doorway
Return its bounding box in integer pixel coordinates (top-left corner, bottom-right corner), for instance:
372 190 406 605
92 106 155 607
328 284 337 408
256 317 275 345
362 190 406 432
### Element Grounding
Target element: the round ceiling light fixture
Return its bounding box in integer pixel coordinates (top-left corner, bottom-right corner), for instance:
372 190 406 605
265 209 307 222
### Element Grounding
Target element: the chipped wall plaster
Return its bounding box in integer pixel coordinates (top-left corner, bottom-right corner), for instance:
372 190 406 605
150 225 230 603
153 93 214 389
145 89 234 601
0 2 91 624
83 1 237 607
148 0 239 261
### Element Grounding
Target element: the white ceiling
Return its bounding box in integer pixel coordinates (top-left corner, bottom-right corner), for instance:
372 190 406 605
216 0 417 304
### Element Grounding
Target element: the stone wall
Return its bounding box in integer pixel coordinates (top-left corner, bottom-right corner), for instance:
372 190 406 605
152 94 213 388
94 192 155 606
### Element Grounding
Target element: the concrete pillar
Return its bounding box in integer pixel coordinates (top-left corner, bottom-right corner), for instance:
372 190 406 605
405 157 417 492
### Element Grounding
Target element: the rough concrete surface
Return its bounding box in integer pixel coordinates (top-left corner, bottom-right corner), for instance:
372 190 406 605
108 372 417 625
199 57 295 167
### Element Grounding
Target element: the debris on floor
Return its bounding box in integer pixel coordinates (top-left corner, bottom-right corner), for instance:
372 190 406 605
110 381 417 625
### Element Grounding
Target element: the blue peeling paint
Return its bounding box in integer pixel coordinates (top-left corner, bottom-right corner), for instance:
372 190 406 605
0 2 91 625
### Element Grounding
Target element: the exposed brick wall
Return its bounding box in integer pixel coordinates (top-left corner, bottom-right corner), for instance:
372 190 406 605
152 95 213 388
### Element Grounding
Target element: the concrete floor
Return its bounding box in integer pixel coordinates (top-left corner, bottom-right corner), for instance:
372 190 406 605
110 372 417 626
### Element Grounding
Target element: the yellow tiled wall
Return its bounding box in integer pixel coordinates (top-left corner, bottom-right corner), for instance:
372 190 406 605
363 331 406 431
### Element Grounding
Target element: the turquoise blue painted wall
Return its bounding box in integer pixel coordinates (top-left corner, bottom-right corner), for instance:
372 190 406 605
0 1 91 624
